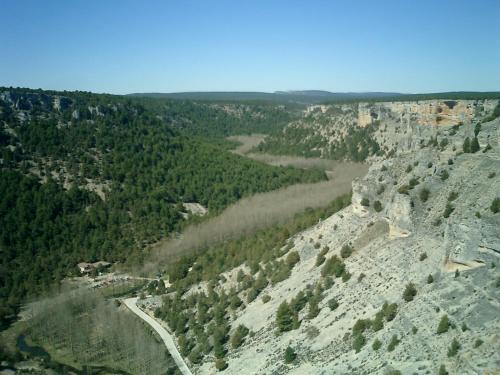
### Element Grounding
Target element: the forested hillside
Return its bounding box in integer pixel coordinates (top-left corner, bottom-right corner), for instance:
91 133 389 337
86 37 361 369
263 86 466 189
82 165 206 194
0 88 326 328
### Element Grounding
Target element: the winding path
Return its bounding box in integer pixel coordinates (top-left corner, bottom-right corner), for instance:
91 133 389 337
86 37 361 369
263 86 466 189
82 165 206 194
123 297 193 375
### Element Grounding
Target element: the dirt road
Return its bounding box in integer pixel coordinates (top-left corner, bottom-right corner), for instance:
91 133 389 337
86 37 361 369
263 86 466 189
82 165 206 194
123 297 192 375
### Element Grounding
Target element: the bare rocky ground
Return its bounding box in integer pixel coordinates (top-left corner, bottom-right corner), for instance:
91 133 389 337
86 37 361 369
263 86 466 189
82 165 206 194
186 109 499 374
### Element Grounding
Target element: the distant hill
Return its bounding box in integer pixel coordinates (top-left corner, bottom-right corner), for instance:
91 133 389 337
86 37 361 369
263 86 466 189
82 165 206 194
128 90 500 104
127 91 402 104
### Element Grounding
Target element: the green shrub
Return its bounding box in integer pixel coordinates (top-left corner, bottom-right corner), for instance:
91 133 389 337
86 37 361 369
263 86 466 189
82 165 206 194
441 170 449 181
491 197 500 213
361 197 370 207
448 191 458 202
215 358 228 371
286 251 300 268
290 291 307 313
328 298 339 311
447 338 460 357
443 203 454 218
387 335 400 351
262 295 271 303
461 322 468 332
323 276 334 289
437 315 449 334
398 185 410 195
419 188 430 202
427 274 434 284
488 172 496 178
463 137 471 153
276 302 295 332
471 137 480 153
473 338 483 348
383 302 398 322
373 200 383 212
372 312 384 331
427 162 433 168
342 271 351 282
315 253 326 267
403 283 417 302
307 298 320 319
284 346 296 363
230 325 249 349
321 255 345 278
352 334 366 353
409 177 419 189
357 273 366 282
372 338 382 350
439 364 448 375
405 165 413 173
340 244 353 259
314 242 321 249
188 348 202 364
419 252 427 261
246 288 258 303
412 326 418 334
352 319 370 336
447 158 454 165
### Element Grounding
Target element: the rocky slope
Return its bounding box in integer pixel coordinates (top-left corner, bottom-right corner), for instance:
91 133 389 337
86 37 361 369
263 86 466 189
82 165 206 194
258 99 499 162
186 111 499 374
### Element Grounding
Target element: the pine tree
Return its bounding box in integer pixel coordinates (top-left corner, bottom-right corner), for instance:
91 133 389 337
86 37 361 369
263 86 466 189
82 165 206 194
463 137 471 153
276 302 294 332
470 137 480 153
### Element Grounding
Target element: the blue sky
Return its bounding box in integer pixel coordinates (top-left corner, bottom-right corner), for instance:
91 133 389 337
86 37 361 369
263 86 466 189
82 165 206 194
1 0 499 94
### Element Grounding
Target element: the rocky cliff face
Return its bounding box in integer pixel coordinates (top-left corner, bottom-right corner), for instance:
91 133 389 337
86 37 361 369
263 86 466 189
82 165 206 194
190 111 499 374
358 100 498 128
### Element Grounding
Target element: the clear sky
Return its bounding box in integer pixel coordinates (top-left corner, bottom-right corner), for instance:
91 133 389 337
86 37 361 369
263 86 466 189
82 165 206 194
1 0 499 94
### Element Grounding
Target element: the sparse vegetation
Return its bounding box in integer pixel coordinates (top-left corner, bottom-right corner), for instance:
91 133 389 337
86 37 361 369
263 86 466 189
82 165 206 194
441 169 449 181
419 187 430 202
215 358 228 371
463 137 471 153
230 325 249 349
352 333 366 353
328 298 339 311
448 191 459 202
443 203 454 218
383 302 398 322
276 301 296 332
491 197 500 213
372 339 382 350
403 283 417 302
437 315 450 334
340 244 353 259
387 334 400 352
447 338 460 357
284 346 297 364
361 197 370 207
321 255 346 278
